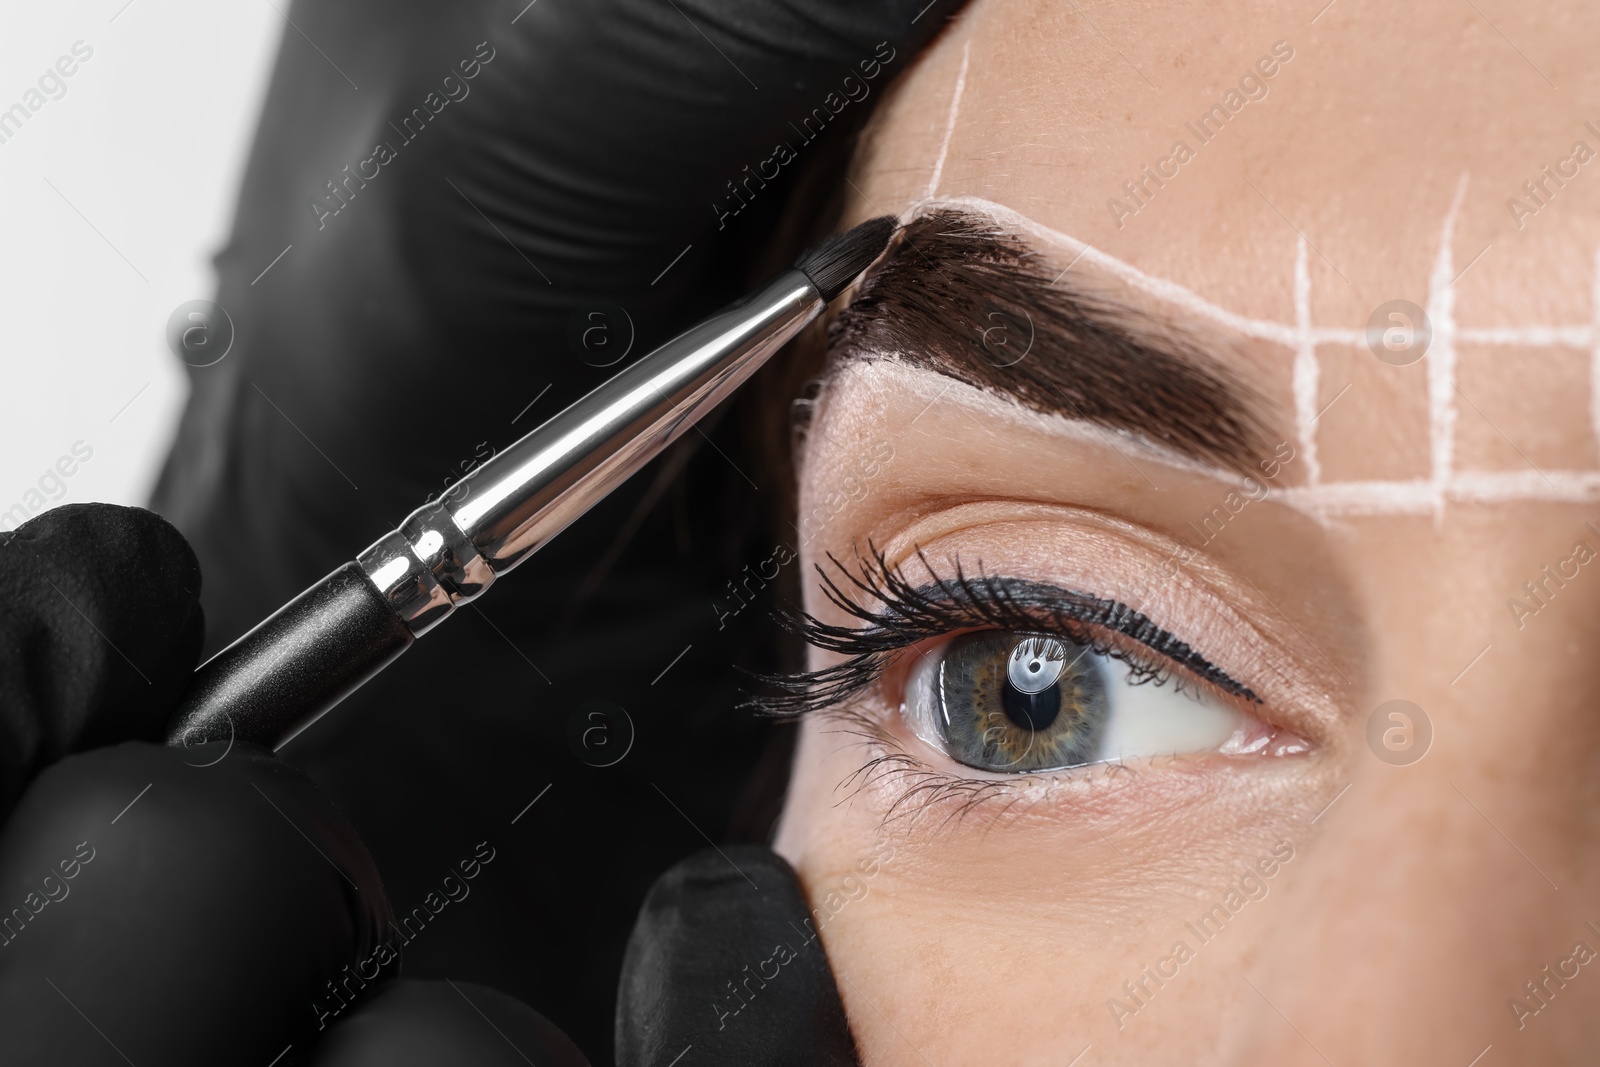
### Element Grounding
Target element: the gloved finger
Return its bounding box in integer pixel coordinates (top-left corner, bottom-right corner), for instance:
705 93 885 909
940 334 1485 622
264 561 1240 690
0 741 391 1065
0 503 203 816
616 846 857 1067
310 979 590 1066
155 0 970 648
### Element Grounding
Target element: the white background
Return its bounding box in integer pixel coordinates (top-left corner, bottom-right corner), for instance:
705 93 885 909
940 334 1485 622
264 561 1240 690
0 1 280 519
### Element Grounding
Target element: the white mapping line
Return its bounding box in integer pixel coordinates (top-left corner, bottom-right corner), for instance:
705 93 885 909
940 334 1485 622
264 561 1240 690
1426 174 1470 524
925 41 970 200
1280 469 1600 517
1291 234 1323 486
861 357 1600 518
1592 245 1600 464
1307 327 1365 345
918 195 1309 347
1278 480 1436 516
895 191 1600 517
915 195 1595 353
1461 325 1592 346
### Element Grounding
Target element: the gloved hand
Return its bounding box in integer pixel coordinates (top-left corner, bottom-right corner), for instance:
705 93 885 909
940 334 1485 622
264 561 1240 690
0 505 585 1066
155 0 968 654
618 847 861 1066
149 1 967 1060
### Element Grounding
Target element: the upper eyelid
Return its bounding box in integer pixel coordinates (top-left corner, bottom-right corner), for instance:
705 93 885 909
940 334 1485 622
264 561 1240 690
832 544 1252 692
745 545 1257 717
848 573 1255 700
871 502 1350 711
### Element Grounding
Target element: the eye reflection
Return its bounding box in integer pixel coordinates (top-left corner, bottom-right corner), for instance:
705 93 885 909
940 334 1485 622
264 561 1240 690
1007 635 1068 695
903 630 1248 774
909 631 1107 772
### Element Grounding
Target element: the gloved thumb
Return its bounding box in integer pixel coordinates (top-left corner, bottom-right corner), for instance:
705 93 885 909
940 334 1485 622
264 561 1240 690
0 740 391 1064
0 503 204 817
616 846 857 1067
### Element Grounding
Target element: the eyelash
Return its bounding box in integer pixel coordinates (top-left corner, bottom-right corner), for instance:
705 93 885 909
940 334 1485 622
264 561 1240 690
745 542 1259 721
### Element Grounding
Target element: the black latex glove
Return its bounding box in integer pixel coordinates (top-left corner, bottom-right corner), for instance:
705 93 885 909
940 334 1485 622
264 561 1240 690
618 846 858 1065
309 980 588 1066
0 502 202 815
0 506 587 1066
150 1 966 1059
155 0 968 655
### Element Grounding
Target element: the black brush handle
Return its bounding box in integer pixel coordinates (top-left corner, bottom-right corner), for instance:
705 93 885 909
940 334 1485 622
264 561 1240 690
165 563 414 749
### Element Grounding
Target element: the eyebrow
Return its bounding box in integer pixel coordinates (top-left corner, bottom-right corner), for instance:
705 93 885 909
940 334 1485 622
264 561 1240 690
830 209 1271 473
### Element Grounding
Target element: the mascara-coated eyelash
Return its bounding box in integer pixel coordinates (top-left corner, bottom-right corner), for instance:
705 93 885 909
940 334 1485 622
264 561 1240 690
746 544 1258 718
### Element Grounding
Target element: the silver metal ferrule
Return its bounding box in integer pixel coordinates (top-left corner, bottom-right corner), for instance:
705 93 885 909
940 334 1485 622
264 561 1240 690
357 268 823 635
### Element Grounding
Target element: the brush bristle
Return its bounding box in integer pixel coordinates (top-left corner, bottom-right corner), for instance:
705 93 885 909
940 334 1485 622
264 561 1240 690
795 216 897 301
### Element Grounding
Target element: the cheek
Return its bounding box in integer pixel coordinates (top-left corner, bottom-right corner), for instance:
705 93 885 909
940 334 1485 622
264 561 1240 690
772 722 1115 1061
774 736 1130 1064
818 886 1208 1064
773 716 1327 1063
772 717 845 863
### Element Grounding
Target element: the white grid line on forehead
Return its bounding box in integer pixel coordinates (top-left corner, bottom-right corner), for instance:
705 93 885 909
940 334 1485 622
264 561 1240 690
925 39 969 201
1292 234 1321 486
901 189 1600 518
1426 175 1467 522
1592 246 1600 460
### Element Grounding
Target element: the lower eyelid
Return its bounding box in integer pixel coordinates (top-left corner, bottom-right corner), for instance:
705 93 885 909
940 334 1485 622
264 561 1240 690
822 694 1296 829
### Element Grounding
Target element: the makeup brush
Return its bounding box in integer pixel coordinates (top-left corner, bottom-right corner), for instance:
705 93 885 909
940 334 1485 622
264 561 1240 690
165 216 896 750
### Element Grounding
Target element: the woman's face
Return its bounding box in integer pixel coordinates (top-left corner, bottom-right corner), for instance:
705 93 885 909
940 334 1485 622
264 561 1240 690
773 1 1600 1063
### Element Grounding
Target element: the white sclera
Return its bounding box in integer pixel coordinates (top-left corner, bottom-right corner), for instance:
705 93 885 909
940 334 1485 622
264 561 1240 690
1086 661 1245 764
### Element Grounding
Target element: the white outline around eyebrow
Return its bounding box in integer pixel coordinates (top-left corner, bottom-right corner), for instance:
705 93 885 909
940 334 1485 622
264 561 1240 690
901 183 1600 520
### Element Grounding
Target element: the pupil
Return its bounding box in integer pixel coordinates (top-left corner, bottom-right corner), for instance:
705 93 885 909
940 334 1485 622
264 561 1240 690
1002 677 1060 731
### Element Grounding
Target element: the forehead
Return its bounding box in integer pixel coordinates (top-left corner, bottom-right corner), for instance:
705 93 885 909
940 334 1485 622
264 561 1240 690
846 0 1600 515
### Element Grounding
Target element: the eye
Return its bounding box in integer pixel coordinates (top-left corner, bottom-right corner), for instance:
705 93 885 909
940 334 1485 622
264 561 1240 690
901 629 1252 774
747 546 1315 782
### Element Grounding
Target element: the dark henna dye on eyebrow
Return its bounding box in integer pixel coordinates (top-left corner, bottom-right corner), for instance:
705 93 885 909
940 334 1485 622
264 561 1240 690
829 209 1270 472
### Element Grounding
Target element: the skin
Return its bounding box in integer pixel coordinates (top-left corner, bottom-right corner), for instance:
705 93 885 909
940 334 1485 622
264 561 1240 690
772 1 1600 1064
